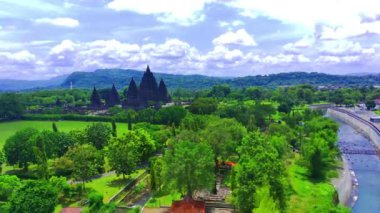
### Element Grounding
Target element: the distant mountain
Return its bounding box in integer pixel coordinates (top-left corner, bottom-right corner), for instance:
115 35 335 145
227 72 380 88
0 75 68 92
1 69 379 91
61 69 225 90
63 70 380 90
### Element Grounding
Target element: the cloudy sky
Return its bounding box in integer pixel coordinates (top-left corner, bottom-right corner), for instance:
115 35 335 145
0 0 380 79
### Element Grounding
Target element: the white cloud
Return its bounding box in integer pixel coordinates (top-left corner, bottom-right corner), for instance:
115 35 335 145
213 29 257 47
320 21 380 39
106 0 214 26
318 40 375 56
35 17 80 28
0 50 36 64
283 36 315 53
316 55 361 64
219 20 244 29
224 0 380 29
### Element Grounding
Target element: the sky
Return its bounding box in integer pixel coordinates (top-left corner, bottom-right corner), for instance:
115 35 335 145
0 0 380 80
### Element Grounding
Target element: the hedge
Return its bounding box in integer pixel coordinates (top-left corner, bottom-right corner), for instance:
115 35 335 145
21 114 128 123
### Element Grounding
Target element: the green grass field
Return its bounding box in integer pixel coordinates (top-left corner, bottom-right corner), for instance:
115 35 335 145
145 192 181 207
0 120 130 148
286 157 349 213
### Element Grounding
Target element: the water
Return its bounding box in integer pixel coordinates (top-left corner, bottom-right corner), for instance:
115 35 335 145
337 121 380 213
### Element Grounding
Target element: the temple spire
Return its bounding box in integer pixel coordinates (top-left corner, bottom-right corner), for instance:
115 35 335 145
146 65 151 73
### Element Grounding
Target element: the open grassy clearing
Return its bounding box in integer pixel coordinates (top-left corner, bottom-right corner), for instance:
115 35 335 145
286 157 349 213
0 120 130 148
145 192 181 207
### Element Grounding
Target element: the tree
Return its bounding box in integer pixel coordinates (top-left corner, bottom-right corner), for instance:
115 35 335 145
0 150 5 174
0 175 21 202
202 118 246 193
107 134 138 179
188 98 218 114
33 137 49 180
9 180 58 213
65 144 104 188
128 113 133 130
149 157 163 192
85 123 111 149
0 93 24 120
365 99 376 110
133 129 156 160
155 106 187 126
3 128 38 170
52 122 58 132
233 131 286 212
162 141 215 197
111 120 117 137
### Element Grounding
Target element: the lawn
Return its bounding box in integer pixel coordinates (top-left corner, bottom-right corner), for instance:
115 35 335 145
86 169 145 203
145 192 181 207
0 120 130 148
286 158 350 213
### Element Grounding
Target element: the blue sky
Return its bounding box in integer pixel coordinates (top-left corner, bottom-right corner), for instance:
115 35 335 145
0 0 380 79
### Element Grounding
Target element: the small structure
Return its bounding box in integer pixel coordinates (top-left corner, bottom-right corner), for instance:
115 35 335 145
61 207 82 213
170 196 205 213
370 117 380 123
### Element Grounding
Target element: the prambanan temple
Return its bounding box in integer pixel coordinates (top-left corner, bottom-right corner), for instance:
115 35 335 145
90 65 171 109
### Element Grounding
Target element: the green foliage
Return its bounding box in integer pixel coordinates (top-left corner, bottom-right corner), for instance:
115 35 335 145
9 180 58 213
0 175 21 202
52 122 58 132
233 131 287 212
3 128 39 170
49 176 69 199
365 99 376 110
188 98 218 114
0 93 24 120
162 141 215 197
64 144 104 187
208 84 231 98
111 120 117 137
33 136 49 180
88 191 104 210
150 157 163 192
85 123 111 149
107 133 138 178
155 106 187 126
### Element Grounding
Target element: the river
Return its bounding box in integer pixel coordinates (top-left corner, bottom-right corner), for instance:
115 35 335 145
336 120 380 212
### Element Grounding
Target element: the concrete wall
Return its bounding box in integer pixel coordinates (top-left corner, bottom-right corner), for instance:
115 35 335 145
327 108 380 148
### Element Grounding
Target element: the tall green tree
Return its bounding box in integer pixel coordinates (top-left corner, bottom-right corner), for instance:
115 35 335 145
52 122 58 132
85 123 111 149
65 144 104 188
233 131 286 212
162 141 214 197
33 138 49 180
0 93 24 120
111 120 117 137
3 128 38 170
9 180 58 213
107 133 138 179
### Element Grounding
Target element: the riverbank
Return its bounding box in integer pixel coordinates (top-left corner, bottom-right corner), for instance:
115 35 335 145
331 156 355 206
327 108 380 212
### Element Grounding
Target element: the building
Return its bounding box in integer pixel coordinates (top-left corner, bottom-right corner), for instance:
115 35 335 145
370 117 380 123
124 65 171 108
170 196 205 213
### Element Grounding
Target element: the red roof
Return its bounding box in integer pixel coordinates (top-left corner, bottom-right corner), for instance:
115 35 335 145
61 208 82 213
225 161 236 167
170 196 205 213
